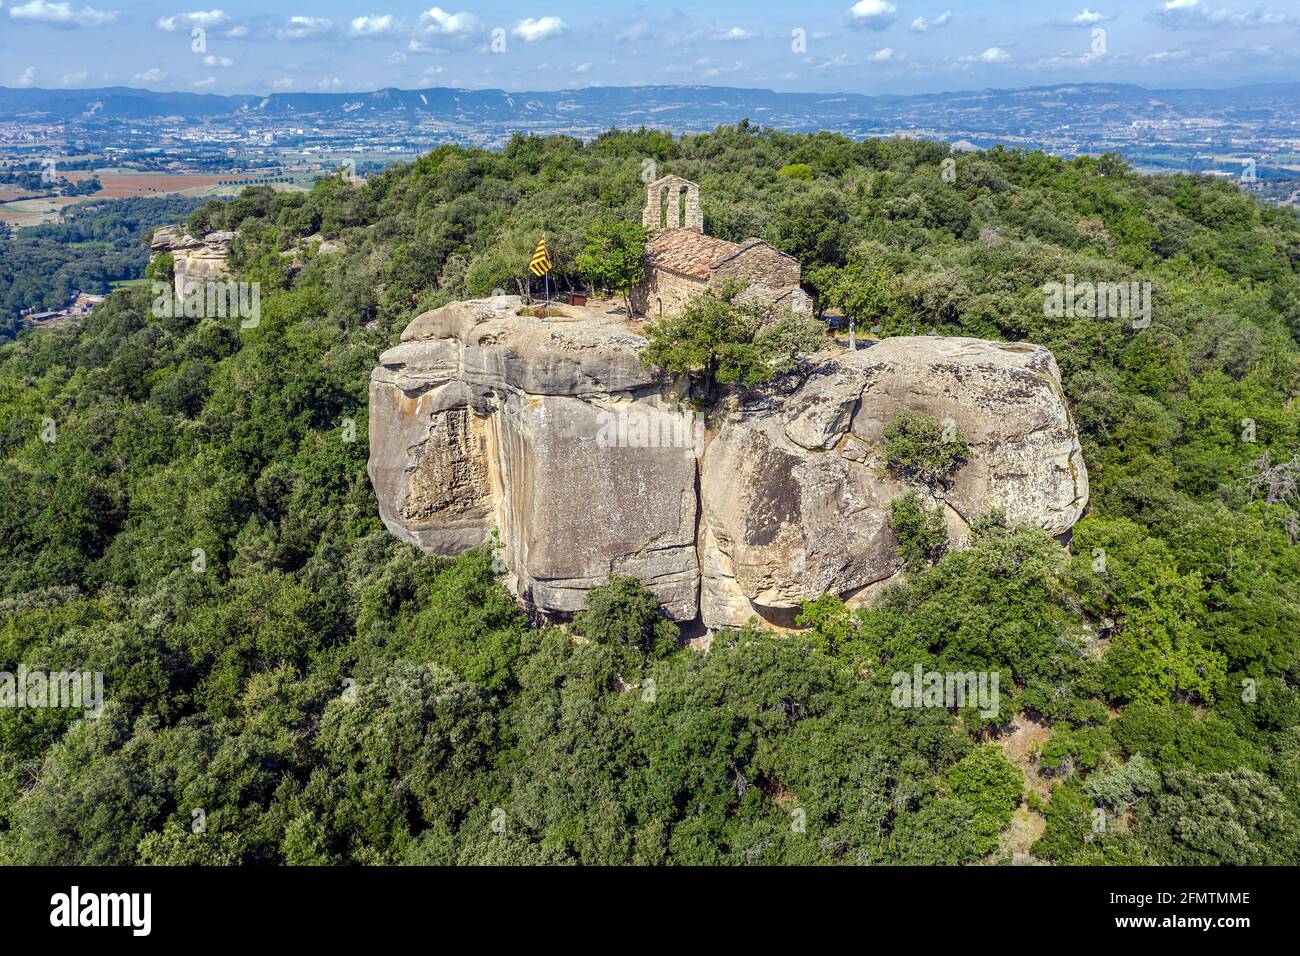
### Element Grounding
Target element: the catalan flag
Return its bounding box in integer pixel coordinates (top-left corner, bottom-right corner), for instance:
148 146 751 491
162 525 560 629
529 234 552 278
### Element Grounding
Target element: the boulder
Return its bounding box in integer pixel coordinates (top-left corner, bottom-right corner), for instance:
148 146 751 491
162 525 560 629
698 337 1087 626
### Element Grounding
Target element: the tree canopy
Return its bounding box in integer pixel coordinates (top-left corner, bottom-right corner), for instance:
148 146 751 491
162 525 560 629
1 124 1298 865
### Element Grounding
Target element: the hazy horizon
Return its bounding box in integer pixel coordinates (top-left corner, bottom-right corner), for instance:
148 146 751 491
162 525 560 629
2 1 1298 97
6 76 1300 99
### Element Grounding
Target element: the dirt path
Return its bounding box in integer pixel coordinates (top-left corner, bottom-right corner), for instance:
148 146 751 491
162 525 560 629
992 713 1054 864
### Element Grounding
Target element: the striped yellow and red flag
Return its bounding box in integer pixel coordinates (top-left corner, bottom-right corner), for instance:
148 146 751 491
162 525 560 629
529 234 552 277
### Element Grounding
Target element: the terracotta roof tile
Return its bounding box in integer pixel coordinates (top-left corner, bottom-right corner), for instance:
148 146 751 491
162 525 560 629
646 229 741 281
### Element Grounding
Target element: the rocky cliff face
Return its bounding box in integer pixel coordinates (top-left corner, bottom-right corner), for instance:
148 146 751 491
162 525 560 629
150 225 235 298
700 336 1087 625
369 297 1088 629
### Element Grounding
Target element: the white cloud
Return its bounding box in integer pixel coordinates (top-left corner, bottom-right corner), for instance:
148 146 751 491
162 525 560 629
962 47 1011 62
614 18 654 43
271 76 296 89
319 76 343 89
61 69 88 84
870 47 903 61
512 16 567 42
275 16 332 40
193 76 216 88
1151 0 1296 29
1143 48 1191 62
848 0 896 30
156 10 227 31
910 11 951 32
349 14 398 37
409 38 448 53
420 6 475 35
716 26 754 40
422 65 447 78
203 54 233 67
813 52 857 70
1071 9 1111 25
10 1 118 27
134 67 168 82
1034 49 1106 68
695 57 744 78
16 66 37 87
575 62 591 73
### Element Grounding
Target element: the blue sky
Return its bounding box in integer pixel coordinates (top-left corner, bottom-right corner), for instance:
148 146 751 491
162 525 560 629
1 0 1298 95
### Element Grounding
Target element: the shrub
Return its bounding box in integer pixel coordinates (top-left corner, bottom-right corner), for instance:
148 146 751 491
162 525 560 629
883 409 969 487
640 283 825 397
890 491 949 570
571 575 680 659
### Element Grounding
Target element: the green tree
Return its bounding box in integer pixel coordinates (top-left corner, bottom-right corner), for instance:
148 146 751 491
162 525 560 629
890 491 948 571
144 251 174 284
883 409 970 488
574 216 646 315
641 283 824 398
572 575 680 660
942 745 1024 826
1138 768 1300 865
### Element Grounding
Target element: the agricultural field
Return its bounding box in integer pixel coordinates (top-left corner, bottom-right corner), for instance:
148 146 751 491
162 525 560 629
0 168 309 229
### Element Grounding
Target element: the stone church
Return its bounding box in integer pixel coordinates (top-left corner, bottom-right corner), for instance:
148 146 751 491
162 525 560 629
630 175 813 319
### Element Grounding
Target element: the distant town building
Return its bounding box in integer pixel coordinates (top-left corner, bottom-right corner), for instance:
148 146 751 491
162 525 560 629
21 290 105 326
71 292 105 315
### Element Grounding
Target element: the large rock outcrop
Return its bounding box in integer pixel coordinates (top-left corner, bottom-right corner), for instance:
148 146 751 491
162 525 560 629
369 297 1088 629
370 297 700 619
699 337 1087 625
150 225 235 299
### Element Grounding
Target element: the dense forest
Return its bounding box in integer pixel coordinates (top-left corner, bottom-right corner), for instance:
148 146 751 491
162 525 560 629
0 195 206 340
1 125 1298 865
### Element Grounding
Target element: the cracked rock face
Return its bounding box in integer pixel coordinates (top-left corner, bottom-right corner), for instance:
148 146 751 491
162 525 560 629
369 299 1088 628
369 297 700 619
699 336 1088 626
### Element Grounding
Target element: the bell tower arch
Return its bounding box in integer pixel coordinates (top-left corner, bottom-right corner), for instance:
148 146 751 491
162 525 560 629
641 175 703 234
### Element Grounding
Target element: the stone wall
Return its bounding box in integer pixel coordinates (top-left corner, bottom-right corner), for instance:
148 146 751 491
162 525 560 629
630 267 709 320
641 175 703 234
734 283 815 318
709 241 800 289
633 178 808 320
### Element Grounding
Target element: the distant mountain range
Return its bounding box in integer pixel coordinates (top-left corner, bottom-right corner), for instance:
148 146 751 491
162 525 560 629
2 81 1299 139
